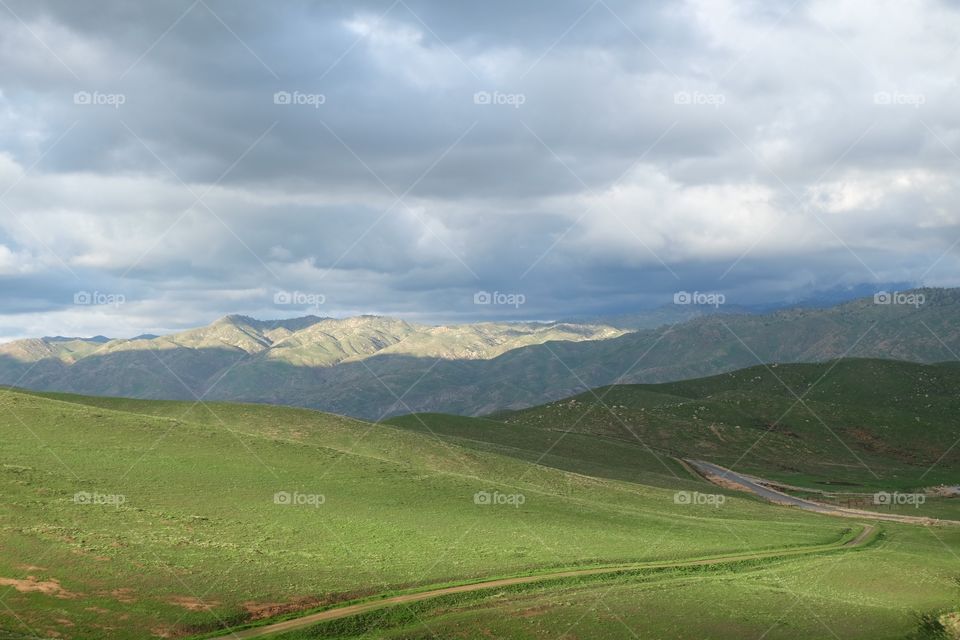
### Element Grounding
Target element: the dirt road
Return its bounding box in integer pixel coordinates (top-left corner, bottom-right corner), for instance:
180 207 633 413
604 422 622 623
207 525 875 639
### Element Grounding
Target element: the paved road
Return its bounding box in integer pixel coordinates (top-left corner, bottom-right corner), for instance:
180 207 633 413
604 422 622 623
206 525 874 639
685 459 948 525
686 460 838 512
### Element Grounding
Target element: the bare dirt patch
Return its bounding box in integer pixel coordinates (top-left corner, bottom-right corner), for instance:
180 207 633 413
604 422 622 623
926 485 960 498
167 595 221 612
0 576 77 598
707 424 726 441
702 473 751 493
242 597 325 621
108 587 137 604
940 611 960 639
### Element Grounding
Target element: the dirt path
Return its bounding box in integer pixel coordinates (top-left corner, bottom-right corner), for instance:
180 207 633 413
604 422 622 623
685 459 958 526
207 526 875 639
844 524 876 546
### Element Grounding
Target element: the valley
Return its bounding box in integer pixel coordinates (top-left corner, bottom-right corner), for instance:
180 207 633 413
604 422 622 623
5 3 958 637
2 353 959 638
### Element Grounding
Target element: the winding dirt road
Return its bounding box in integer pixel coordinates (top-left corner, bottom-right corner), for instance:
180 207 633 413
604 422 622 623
207 525 875 639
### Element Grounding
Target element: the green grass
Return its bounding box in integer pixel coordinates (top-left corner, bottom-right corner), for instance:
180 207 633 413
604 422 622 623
4 361 960 640
0 388 845 639
491 359 960 491
384 413 693 489
388 360 960 519
274 525 960 640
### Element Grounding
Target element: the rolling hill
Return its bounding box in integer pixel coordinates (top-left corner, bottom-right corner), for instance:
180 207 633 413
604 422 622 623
389 359 960 493
2 384 958 639
0 386 858 639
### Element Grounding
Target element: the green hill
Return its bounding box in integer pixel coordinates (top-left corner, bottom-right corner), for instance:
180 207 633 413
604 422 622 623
392 359 960 492
1 387 848 639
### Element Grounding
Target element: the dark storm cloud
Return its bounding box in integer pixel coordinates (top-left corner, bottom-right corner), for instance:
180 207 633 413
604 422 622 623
2 0 700 190
1 0 959 338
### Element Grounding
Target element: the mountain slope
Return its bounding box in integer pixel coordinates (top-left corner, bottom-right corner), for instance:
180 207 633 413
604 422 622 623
348 287 960 418
0 316 625 403
0 288 957 419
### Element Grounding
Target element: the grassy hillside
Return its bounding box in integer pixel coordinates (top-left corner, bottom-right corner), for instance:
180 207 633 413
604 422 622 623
386 359 960 529
385 413 691 489
488 358 960 491
0 388 845 639
396 286 960 417
289 523 957 640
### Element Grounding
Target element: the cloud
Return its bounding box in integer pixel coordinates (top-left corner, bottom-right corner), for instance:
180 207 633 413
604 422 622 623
0 0 959 339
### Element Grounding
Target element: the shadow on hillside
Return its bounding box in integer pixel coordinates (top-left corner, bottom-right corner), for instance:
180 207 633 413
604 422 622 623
1 296 958 420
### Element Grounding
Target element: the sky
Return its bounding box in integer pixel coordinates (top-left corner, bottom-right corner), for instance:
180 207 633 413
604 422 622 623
1 0 959 340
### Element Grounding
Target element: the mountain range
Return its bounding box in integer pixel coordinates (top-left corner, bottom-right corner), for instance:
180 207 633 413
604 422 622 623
1 288 957 419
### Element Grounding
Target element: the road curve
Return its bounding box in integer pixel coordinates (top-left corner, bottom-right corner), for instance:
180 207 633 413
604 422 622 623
684 459 950 525
205 526 875 639
686 460 840 512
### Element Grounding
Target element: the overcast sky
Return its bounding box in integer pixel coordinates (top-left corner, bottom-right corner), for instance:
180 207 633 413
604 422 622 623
1 0 958 339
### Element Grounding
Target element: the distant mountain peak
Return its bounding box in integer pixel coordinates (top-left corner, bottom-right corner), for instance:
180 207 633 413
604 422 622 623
215 314 258 326
0 312 626 370
5 287 960 420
